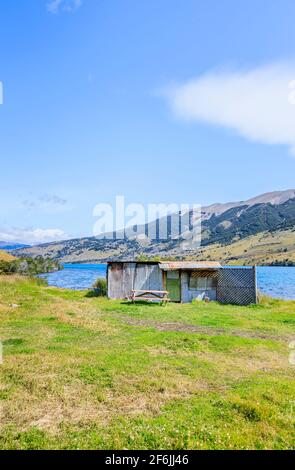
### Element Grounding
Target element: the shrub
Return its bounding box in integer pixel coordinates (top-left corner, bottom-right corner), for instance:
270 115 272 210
0 260 19 274
0 256 62 276
92 278 107 296
31 276 48 287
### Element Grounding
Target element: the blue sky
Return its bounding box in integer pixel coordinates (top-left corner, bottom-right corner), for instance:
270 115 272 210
1 0 295 243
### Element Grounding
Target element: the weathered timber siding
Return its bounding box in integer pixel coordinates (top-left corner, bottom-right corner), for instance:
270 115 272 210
108 263 124 299
133 264 163 291
123 263 136 297
108 263 162 299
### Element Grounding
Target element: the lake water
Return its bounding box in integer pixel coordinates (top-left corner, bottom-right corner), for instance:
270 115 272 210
39 264 107 291
39 264 295 300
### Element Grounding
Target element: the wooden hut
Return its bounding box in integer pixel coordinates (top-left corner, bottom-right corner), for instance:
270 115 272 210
107 261 257 306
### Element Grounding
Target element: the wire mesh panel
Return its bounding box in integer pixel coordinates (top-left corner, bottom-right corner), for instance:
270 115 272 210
217 268 257 306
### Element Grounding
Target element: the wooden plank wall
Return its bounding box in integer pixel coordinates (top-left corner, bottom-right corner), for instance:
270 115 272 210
108 263 163 299
108 263 124 299
133 264 163 291
123 263 136 297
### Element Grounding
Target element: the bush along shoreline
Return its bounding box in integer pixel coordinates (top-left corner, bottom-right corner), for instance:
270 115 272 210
0 256 63 276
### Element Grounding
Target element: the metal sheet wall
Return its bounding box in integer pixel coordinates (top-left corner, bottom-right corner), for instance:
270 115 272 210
181 271 217 303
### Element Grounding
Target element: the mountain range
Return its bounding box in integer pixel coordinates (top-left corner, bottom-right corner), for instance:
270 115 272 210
12 189 295 265
0 242 30 251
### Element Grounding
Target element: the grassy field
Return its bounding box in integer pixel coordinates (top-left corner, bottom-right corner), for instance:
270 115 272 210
0 276 294 450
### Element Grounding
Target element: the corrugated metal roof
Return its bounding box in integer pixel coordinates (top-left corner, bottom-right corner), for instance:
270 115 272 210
159 261 222 271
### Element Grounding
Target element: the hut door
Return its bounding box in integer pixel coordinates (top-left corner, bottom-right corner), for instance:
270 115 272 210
166 270 181 302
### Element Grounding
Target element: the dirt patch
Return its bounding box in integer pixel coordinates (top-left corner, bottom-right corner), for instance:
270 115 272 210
120 317 289 342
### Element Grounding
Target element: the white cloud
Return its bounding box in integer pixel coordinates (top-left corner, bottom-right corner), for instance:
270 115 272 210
0 227 69 245
47 0 82 14
163 62 295 154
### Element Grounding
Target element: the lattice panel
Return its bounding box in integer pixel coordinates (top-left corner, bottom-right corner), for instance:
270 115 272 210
190 270 218 278
217 268 257 306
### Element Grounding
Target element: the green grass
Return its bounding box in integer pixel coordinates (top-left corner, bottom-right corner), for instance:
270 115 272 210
0 275 294 450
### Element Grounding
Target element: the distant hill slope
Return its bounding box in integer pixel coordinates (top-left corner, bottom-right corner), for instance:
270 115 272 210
0 250 16 262
0 242 30 251
13 189 295 265
201 196 295 246
201 189 295 219
195 229 295 266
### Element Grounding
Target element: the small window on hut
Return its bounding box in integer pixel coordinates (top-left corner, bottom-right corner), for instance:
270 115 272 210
189 273 216 290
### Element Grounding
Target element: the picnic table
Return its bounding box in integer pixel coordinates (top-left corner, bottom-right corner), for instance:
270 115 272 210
130 289 170 305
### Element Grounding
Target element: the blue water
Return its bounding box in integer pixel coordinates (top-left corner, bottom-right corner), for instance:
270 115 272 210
256 266 295 300
39 264 295 300
39 263 107 291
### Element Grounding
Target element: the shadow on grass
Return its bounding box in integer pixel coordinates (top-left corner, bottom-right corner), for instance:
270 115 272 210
120 301 166 307
85 289 104 298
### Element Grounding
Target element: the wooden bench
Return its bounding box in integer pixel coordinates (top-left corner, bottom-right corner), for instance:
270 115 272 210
130 289 170 305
